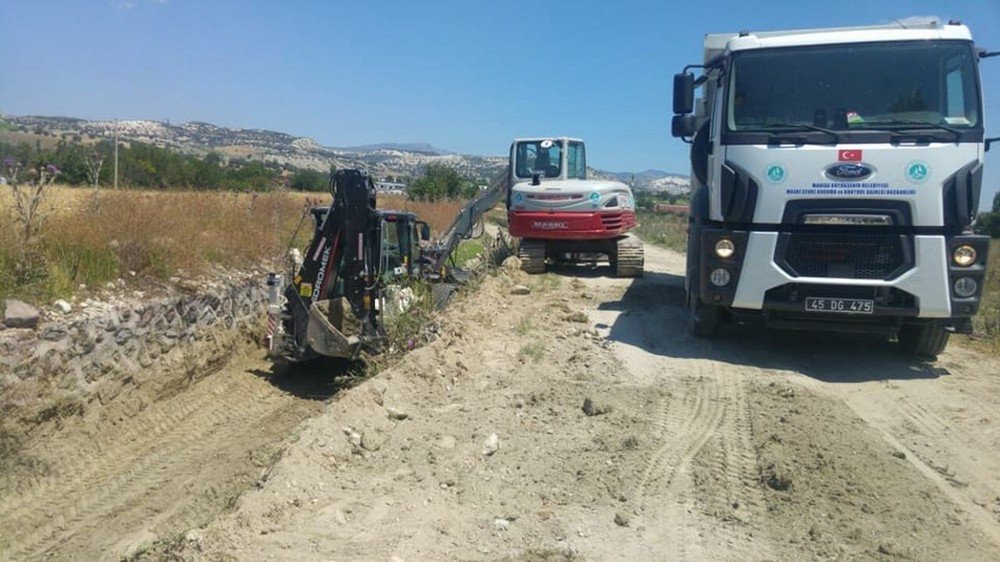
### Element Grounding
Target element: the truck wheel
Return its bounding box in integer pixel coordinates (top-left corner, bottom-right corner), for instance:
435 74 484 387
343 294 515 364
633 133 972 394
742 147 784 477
898 321 950 358
614 234 644 278
519 239 546 274
687 285 722 338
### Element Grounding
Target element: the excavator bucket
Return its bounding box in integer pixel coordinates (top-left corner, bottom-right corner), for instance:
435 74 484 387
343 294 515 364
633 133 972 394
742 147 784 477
304 298 362 359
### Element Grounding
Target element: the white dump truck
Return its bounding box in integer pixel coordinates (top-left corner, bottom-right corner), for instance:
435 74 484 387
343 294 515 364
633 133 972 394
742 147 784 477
671 19 996 357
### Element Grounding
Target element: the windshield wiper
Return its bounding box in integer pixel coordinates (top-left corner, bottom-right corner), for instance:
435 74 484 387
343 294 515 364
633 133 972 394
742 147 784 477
744 122 842 144
856 120 963 142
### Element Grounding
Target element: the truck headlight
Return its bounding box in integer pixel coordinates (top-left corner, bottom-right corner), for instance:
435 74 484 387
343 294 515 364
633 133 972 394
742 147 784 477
710 268 731 287
952 245 977 267
953 277 978 298
714 238 735 259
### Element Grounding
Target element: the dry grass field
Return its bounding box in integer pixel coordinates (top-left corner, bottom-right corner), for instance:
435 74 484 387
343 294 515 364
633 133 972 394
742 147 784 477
970 239 1000 350
634 209 688 253
0 185 466 305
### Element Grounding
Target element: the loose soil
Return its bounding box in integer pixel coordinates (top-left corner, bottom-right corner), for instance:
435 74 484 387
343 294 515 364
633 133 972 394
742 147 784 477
3 244 1000 561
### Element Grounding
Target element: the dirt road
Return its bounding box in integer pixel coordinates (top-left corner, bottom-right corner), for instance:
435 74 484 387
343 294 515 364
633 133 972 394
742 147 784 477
4 243 1000 561
0 340 337 560
164 244 999 561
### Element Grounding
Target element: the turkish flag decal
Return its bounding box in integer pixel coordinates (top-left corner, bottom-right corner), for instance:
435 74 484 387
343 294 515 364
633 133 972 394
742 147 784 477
838 149 862 161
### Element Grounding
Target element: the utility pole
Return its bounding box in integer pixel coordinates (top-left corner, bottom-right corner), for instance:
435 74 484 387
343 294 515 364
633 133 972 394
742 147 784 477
113 120 119 190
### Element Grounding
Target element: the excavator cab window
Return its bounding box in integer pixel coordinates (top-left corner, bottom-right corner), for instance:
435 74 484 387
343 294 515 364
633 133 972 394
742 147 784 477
567 141 586 179
380 218 405 280
515 140 563 179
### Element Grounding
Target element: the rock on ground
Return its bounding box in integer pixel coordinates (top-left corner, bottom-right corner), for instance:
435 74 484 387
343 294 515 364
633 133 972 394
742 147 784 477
482 433 500 456
511 285 531 296
4 299 40 329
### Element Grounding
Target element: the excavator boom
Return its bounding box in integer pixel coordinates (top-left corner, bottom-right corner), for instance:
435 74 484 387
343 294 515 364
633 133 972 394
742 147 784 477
427 173 509 272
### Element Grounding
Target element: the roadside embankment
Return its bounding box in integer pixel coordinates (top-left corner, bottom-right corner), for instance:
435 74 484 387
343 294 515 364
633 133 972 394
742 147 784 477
1 269 267 433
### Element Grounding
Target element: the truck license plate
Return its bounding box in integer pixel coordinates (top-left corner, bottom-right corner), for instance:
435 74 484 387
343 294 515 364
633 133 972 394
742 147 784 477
804 297 874 315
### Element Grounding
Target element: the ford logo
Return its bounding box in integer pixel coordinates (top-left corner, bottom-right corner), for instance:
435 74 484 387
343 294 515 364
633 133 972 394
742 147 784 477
825 163 874 181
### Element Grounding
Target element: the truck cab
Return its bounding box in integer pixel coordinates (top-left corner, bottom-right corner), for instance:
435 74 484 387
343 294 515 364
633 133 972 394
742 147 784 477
671 20 993 356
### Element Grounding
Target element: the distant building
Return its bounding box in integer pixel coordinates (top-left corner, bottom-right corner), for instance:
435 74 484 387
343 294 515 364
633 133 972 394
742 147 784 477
375 181 407 196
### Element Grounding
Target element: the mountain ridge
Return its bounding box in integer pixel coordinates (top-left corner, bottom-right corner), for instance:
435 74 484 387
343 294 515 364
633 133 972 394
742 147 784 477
1 115 688 192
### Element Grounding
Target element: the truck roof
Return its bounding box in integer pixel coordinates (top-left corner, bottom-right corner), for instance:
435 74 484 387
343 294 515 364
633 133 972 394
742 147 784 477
704 20 972 63
511 137 584 144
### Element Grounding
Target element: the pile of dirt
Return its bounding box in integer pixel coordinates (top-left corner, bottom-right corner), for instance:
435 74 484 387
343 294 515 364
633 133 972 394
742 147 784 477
163 268 663 560
749 380 991 559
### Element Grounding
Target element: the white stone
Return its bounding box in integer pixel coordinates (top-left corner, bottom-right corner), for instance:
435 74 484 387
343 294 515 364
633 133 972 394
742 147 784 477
482 433 500 457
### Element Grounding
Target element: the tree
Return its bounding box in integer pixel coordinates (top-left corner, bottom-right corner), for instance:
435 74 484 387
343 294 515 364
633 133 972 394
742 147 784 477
194 152 224 189
290 169 327 192
993 191 1000 214
408 163 468 201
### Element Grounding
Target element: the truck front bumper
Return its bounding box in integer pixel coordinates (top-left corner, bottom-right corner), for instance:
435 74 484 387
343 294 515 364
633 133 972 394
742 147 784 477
698 228 989 322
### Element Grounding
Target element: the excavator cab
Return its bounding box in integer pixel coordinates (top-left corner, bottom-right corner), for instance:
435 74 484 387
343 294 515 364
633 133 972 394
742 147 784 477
511 138 588 184
506 137 643 276
378 212 429 281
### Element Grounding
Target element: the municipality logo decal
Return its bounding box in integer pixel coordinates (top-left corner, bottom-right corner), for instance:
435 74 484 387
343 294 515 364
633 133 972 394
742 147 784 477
765 164 786 183
906 161 930 183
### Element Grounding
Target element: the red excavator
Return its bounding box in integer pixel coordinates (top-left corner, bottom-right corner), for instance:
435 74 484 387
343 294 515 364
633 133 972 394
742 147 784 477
505 137 644 276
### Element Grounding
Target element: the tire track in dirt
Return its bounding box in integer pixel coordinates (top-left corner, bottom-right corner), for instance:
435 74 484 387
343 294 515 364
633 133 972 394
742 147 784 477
619 366 771 560
695 372 768 519
865 394 1000 543
0 352 324 560
0 338 246 513
630 375 722 509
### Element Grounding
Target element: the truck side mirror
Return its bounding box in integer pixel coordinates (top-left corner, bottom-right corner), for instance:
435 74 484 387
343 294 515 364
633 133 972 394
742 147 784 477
419 222 431 241
673 73 695 114
672 115 698 138
987 137 1000 152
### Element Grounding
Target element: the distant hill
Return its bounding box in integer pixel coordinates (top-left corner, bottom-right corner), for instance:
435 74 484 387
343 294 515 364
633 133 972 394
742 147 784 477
335 142 451 155
599 169 690 194
1 115 688 191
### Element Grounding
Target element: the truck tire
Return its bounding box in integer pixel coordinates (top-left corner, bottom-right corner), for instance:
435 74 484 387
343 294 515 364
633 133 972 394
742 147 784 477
686 267 722 337
898 321 950 358
519 239 546 274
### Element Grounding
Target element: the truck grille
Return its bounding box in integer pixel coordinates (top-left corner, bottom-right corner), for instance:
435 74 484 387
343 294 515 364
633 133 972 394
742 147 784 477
779 233 910 280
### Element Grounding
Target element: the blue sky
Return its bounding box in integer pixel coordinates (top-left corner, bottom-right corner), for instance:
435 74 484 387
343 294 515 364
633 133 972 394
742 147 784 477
1 0 999 203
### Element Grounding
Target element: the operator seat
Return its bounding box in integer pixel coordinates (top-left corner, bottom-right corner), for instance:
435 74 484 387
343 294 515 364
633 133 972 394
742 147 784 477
535 147 560 178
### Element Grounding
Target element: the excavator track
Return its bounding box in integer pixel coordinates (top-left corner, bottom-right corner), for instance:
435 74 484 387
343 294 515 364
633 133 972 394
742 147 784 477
519 239 547 274
615 234 644 277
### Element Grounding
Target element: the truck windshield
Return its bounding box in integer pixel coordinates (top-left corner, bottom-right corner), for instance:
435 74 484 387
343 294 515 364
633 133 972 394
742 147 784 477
727 41 981 132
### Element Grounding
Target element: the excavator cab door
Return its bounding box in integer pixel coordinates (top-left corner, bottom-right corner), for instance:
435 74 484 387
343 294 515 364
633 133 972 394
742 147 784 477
379 216 407 281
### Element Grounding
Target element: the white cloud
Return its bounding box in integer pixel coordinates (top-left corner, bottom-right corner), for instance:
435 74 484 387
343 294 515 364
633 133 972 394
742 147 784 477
119 0 168 9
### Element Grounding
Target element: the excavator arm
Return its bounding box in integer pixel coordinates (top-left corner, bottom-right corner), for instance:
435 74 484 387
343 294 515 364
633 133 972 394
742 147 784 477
267 169 383 362
427 173 509 272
